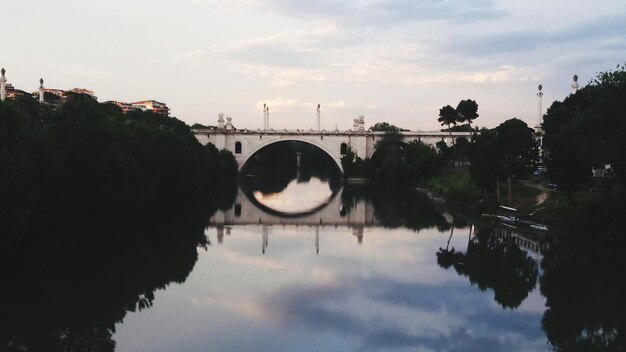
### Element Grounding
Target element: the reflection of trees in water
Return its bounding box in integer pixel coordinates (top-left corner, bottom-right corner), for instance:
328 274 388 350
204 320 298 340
341 184 450 232
0 186 237 352
437 226 538 309
540 238 626 351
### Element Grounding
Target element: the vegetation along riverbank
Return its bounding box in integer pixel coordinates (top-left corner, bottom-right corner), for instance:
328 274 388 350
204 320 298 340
0 93 238 265
341 65 626 236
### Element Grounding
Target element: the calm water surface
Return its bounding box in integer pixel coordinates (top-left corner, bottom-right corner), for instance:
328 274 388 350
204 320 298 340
112 173 555 352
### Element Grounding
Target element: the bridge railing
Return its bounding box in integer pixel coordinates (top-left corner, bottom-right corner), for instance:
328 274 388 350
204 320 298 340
192 128 473 137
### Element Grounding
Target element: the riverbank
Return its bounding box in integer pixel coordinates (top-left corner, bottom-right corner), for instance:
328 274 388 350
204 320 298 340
417 168 480 206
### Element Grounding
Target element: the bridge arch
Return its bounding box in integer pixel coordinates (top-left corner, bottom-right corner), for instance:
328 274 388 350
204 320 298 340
239 137 344 173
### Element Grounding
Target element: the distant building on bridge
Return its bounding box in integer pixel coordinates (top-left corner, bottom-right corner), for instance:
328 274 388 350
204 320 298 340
103 101 143 113
131 100 170 116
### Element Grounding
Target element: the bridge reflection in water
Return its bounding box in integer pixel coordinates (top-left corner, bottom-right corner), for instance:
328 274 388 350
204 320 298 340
209 186 550 258
210 186 373 253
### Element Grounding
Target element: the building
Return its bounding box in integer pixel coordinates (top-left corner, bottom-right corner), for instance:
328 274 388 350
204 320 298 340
5 84 29 100
131 100 170 116
66 88 97 101
103 100 143 113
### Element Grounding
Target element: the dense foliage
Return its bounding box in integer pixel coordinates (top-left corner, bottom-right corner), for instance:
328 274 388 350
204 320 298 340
0 95 237 255
469 118 538 204
542 64 626 230
341 132 443 187
368 122 409 132
0 95 239 351
437 99 479 130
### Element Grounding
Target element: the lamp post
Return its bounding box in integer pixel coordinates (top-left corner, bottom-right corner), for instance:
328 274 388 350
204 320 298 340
0 68 7 101
316 104 321 131
536 84 544 130
39 78 45 103
572 74 579 94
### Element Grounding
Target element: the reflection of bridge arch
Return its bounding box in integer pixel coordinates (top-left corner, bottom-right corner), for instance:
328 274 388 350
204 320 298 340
210 187 378 227
240 184 340 219
240 137 344 173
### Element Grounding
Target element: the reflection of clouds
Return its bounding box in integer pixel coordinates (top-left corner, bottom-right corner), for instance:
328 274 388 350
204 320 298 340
191 296 270 321
254 177 333 213
223 251 287 271
254 275 546 351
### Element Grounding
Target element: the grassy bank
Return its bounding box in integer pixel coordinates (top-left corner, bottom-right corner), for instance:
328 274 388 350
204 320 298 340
419 168 481 205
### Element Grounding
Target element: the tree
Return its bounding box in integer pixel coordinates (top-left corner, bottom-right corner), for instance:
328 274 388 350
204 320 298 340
542 64 626 212
469 129 500 199
438 105 458 132
438 105 459 157
456 99 479 132
437 225 538 309
469 120 537 204
494 118 538 205
369 122 408 132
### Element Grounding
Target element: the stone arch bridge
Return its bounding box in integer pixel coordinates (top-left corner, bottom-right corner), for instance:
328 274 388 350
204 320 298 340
193 128 472 172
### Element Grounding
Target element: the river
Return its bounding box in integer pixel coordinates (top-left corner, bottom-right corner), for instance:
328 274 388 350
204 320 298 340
3 166 624 351
113 169 546 352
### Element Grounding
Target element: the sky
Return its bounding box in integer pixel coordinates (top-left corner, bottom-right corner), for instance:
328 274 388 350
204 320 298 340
3 0 625 131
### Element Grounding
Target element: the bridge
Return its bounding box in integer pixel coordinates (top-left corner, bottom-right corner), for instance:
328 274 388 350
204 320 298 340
210 187 377 228
209 187 378 252
193 114 472 172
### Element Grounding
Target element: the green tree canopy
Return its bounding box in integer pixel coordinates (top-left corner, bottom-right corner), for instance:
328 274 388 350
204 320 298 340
369 122 408 132
438 105 458 129
456 99 479 128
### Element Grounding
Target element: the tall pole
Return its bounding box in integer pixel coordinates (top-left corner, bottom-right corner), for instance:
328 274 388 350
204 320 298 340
536 84 543 129
316 104 321 131
263 105 270 130
572 74 579 94
263 103 267 130
0 68 7 102
39 78 45 103
315 226 319 254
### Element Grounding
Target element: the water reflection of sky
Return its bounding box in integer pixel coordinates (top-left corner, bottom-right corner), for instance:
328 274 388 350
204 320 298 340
253 177 333 213
114 226 549 352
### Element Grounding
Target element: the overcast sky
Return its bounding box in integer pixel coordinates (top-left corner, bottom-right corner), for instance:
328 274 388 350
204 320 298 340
3 0 625 130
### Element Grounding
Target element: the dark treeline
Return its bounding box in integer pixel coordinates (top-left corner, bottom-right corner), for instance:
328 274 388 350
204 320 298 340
437 224 626 350
341 133 444 187
0 94 237 259
0 94 238 351
341 184 467 233
541 64 626 232
437 225 539 309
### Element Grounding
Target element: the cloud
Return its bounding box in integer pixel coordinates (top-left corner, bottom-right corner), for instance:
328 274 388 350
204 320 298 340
258 0 506 26
448 12 626 57
173 49 208 59
222 250 287 271
252 274 545 351
370 0 506 25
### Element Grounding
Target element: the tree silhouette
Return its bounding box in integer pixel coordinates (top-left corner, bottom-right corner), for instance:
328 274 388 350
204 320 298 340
437 226 538 309
540 237 626 351
456 99 479 132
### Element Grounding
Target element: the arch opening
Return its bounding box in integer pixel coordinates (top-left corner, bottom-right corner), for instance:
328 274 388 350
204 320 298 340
235 141 242 154
239 139 344 174
340 143 348 155
239 140 343 215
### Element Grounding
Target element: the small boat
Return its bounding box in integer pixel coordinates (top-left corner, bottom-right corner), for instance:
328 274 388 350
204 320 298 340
497 215 516 224
530 224 549 231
